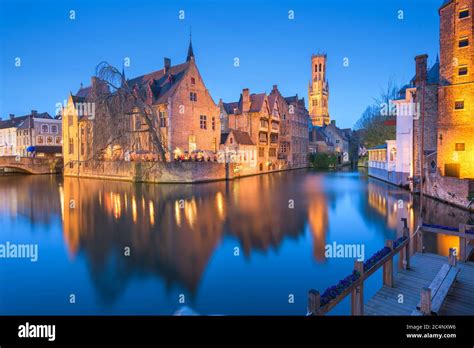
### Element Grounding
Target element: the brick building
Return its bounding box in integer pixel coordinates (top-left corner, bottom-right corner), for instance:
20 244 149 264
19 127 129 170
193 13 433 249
438 0 474 180
62 40 221 170
281 94 309 168
220 88 280 172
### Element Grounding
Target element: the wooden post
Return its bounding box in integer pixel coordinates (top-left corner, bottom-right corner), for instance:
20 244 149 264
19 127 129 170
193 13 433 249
459 224 467 262
351 261 364 316
307 289 321 316
416 227 424 253
399 221 410 270
383 240 394 287
448 247 457 266
404 225 410 270
420 287 432 315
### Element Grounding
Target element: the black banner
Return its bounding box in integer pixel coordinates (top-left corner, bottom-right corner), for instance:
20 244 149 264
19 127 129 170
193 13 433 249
0 316 472 346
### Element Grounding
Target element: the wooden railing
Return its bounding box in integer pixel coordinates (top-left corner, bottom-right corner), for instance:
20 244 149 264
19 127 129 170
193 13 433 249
307 219 413 316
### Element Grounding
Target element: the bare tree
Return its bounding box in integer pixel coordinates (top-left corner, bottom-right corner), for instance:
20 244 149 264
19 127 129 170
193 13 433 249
353 79 399 149
85 62 168 162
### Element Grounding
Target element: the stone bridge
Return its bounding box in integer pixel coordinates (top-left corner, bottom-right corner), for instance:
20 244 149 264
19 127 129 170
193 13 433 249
0 156 63 174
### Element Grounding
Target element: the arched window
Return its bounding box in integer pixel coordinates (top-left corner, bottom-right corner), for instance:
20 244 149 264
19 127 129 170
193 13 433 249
314 64 318 72
319 63 322 72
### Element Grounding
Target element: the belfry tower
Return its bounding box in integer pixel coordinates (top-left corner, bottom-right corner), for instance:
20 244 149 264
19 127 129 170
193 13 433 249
308 54 330 127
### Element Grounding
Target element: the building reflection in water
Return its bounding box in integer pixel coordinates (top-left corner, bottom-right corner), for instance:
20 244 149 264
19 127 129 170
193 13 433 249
4 170 472 308
364 176 472 257
0 175 62 224
60 171 316 302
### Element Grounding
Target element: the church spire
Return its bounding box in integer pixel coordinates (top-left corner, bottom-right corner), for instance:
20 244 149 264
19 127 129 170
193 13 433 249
186 28 194 62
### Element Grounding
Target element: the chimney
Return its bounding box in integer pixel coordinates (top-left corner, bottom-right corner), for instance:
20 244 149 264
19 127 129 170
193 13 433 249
242 88 251 113
164 58 171 74
272 84 278 91
31 110 37 116
414 54 428 84
9 113 14 120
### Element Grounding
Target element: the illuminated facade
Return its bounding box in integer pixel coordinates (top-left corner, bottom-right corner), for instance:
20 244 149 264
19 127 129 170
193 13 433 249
220 88 280 172
62 40 221 167
308 54 330 127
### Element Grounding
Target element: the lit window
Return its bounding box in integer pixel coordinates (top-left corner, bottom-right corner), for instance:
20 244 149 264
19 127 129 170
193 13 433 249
459 37 469 48
37 136 44 144
56 136 61 144
455 143 465 151
459 9 469 19
46 136 53 144
458 66 468 76
455 100 465 110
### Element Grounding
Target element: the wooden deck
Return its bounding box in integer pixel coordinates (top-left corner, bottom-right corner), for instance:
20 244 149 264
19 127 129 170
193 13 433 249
365 253 474 315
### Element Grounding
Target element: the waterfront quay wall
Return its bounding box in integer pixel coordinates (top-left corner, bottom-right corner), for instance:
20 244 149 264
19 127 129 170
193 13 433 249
368 167 408 187
64 160 303 183
65 160 227 183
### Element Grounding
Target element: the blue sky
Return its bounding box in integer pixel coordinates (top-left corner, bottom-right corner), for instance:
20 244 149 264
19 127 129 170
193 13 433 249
0 0 441 128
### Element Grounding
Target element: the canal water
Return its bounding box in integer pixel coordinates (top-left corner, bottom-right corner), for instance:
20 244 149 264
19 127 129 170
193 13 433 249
0 169 470 315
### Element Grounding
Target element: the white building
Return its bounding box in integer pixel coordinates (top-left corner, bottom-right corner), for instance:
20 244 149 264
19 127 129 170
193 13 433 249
368 86 417 187
392 87 416 186
17 112 62 157
0 114 27 156
0 111 59 157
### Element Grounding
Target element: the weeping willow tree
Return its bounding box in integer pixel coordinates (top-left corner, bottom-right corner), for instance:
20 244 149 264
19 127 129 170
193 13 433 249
86 61 168 162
